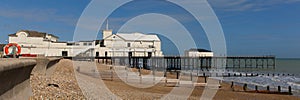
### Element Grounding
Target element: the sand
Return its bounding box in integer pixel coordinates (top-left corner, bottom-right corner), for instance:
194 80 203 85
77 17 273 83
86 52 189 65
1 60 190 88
29 59 300 100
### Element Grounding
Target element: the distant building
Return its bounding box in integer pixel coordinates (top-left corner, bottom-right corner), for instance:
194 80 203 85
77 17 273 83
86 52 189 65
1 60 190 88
185 48 213 57
4 29 163 57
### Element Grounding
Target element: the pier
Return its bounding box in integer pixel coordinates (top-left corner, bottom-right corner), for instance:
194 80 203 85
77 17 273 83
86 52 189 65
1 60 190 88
86 56 276 70
65 55 276 71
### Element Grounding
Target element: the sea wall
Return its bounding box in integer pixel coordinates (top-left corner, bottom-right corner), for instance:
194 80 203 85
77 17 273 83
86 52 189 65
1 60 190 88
32 58 61 75
0 58 61 100
0 59 36 100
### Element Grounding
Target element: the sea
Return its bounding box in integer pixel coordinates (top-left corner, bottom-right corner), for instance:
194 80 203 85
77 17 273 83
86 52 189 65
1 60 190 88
218 58 300 97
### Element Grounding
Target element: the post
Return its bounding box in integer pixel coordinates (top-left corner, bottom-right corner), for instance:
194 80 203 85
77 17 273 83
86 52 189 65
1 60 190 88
13 46 16 58
231 81 234 91
243 84 247 91
110 66 113 81
139 66 141 76
111 58 113 65
289 86 292 95
176 71 179 79
255 85 258 91
106 58 108 64
190 71 193 81
76 67 80 72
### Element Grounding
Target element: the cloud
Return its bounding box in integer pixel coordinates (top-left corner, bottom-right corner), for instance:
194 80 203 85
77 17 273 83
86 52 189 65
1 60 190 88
0 7 77 26
209 0 300 11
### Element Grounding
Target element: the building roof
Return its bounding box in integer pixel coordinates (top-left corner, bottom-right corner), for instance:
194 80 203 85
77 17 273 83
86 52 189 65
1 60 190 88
8 30 59 39
116 33 160 41
0 44 6 51
189 48 212 52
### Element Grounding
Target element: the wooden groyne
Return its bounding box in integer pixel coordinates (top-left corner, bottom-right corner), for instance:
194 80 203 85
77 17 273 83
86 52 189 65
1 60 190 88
231 81 293 95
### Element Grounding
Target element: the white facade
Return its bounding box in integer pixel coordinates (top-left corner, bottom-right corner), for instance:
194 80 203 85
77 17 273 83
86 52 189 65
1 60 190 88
185 49 214 57
6 30 163 57
97 32 163 57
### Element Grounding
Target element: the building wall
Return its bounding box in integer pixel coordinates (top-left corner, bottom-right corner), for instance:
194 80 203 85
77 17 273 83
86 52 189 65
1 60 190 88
45 35 58 42
101 34 163 57
7 30 163 57
9 37 44 46
187 51 214 57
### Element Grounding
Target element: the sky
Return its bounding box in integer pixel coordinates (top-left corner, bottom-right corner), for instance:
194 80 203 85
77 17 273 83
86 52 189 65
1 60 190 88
0 0 300 58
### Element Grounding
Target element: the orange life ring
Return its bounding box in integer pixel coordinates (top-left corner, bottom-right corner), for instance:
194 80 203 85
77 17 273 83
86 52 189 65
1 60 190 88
4 43 21 55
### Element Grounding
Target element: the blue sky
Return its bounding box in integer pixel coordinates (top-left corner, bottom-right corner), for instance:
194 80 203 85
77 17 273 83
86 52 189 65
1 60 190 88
0 0 300 58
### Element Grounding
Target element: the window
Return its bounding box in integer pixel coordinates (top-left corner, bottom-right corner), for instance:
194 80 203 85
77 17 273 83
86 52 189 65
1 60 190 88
149 45 155 48
127 43 131 47
88 43 93 46
19 32 27 37
83 43 87 46
100 40 105 47
75 43 80 46
67 43 75 46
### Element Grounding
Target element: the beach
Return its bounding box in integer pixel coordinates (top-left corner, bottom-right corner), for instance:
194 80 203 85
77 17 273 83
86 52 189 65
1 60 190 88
29 59 300 100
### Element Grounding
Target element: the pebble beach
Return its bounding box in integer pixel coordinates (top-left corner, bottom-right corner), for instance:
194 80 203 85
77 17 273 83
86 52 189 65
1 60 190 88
29 59 300 100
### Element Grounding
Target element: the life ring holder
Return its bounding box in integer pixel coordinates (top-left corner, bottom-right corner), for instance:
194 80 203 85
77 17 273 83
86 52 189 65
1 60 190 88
4 43 21 55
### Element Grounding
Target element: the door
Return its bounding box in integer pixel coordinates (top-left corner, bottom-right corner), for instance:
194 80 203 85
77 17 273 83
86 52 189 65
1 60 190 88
62 51 68 57
96 52 99 57
148 52 152 57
